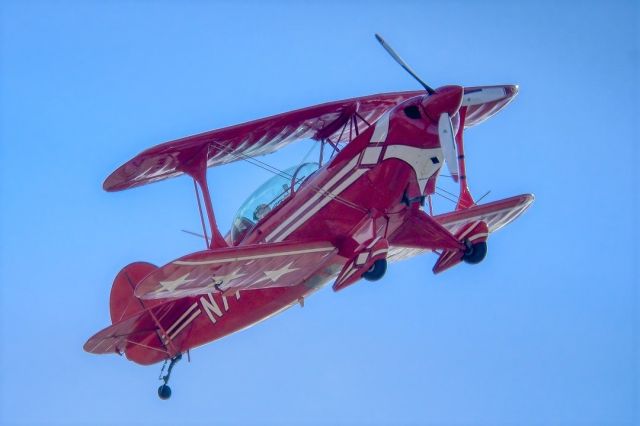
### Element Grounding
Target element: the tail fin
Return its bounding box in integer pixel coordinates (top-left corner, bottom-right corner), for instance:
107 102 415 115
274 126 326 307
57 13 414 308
109 262 160 324
85 262 183 365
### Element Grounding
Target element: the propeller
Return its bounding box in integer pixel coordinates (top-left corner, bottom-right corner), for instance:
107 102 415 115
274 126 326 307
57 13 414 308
375 33 459 180
375 34 435 95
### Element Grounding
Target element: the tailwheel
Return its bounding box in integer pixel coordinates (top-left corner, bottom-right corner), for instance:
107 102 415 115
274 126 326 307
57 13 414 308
363 259 387 281
462 240 487 264
157 353 182 400
158 384 171 400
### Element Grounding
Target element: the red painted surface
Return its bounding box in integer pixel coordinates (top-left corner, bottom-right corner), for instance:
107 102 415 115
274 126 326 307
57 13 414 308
85 85 533 366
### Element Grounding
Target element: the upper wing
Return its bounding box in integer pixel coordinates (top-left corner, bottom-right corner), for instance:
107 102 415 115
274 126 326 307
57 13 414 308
104 86 517 192
462 85 519 127
134 241 338 300
104 91 421 191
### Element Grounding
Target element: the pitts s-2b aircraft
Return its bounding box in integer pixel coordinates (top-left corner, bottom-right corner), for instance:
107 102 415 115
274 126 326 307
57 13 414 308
85 35 533 399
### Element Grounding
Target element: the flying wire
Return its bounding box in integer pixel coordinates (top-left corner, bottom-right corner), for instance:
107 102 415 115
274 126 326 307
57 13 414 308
205 139 367 213
436 185 460 199
434 190 458 205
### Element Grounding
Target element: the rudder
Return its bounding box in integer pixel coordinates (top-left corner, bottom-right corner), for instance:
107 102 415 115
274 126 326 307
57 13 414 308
85 262 181 365
109 262 158 324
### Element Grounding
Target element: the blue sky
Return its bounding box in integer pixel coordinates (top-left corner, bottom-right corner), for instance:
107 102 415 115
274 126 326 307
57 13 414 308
1 1 638 425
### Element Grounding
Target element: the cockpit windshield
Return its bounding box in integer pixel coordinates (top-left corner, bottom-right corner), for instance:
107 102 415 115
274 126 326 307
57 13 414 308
230 162 319 245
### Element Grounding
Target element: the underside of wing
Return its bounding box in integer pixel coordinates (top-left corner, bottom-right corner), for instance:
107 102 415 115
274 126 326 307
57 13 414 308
134 241 339 300
462 85 519 127
103 91 422 191
387 194 533 263
387 208 463 251
104 86 517 192
433 194 534 235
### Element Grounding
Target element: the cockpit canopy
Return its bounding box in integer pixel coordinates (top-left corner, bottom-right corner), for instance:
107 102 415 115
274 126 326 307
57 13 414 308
230 162 319 245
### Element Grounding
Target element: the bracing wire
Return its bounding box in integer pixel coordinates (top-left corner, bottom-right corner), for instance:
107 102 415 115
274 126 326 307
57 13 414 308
434 190 458 205
436 185 460 199
205 139 366 213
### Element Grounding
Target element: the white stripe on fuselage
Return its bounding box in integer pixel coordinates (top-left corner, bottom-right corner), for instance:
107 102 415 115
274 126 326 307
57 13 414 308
169 307 201 340
268 144 444 244
265 156 359 242
272 168 367 242
264 110 390 244
383 145 443 193
166 302 199 335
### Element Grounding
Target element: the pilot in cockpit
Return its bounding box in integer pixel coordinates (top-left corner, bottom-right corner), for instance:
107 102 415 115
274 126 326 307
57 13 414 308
253 183 290 221
253 203 272 221
231 164 318 245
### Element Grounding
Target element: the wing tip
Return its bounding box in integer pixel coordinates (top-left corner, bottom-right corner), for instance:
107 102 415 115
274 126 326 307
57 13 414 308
103 162 133 192
102 176 119 192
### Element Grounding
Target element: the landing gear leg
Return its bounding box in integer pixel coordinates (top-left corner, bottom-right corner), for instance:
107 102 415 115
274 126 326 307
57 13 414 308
157 353 182 400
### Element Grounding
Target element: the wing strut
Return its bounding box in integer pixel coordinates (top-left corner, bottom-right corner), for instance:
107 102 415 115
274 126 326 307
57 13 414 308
193 179 210 248
455 107 475 210
182 148 228 249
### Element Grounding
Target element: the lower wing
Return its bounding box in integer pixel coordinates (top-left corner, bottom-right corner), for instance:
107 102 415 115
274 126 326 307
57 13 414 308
388 194 534 264
135 241 338 300
434 194 534 234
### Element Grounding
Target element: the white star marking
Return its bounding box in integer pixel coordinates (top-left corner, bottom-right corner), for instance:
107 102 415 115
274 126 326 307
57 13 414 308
158 273 195 292
255 262 300 284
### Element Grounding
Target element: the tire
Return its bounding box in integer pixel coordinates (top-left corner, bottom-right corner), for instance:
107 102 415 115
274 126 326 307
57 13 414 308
462 241 487 264
158 384 172 400
362 259 387 281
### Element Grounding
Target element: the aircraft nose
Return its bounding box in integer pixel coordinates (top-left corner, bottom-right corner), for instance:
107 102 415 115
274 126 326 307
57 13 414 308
421 85 464 121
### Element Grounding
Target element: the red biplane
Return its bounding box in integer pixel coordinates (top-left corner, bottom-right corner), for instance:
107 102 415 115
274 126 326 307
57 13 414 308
85 35 533 399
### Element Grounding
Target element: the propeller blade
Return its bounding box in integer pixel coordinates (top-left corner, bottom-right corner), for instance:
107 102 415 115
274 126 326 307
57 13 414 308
375 33 435 95
438 113 459 179
461 87 507 106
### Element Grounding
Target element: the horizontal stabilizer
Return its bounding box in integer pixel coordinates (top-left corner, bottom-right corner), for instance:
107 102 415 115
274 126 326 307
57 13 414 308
84 297 196 365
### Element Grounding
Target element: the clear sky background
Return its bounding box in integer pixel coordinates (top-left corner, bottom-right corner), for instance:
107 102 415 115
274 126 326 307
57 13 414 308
1 1 638 425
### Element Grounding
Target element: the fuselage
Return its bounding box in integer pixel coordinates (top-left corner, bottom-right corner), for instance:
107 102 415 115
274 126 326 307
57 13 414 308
147 90 464 364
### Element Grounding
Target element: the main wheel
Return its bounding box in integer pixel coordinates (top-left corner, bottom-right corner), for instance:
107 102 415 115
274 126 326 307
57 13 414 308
362 259 387 281
158 384 172 400
462 241 487 264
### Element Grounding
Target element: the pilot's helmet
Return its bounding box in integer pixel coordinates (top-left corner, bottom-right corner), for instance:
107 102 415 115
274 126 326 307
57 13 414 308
253 203 272 221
